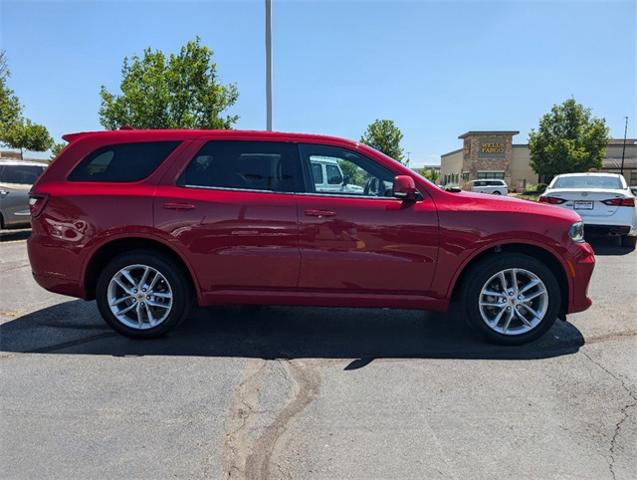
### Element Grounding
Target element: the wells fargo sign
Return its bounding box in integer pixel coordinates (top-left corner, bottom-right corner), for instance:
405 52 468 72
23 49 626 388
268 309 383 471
480 143 504 154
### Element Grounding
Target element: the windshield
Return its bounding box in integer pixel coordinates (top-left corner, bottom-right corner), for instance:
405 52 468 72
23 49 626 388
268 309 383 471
552 175 622 190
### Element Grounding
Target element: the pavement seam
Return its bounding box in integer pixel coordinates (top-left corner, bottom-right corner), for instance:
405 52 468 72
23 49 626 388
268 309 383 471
244 359 321 480
581 350 637 480
220 360 269 480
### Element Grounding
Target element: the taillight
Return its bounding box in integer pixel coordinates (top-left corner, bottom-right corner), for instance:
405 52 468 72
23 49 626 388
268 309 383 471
539 196 566 204
28 193 49 217
602 197 635 207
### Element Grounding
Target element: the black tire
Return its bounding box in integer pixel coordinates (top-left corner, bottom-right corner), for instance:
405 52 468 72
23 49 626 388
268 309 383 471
96 250 193 338
621 235 637 249
492 190 501 195
461 253 561 345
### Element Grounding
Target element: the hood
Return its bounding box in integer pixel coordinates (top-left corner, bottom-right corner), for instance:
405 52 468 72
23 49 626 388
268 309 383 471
445 190 582 223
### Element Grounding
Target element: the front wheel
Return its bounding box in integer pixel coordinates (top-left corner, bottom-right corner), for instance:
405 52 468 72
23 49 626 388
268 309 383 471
96 250 193 338
492 190 502 195
621 235 636 249
461 253 561 345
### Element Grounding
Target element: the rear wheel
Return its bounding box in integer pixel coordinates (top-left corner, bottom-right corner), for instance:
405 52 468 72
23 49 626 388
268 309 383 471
492 190 501 195
96 250 193 338
622 235 637 249
461 253 561 345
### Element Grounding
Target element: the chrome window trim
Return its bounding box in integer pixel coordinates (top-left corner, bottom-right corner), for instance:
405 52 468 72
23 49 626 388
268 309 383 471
179 183 421 201
296 191 422 201
179 184 298 195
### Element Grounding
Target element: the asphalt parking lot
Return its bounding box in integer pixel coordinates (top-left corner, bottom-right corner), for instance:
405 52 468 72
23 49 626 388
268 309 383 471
1 229 635 480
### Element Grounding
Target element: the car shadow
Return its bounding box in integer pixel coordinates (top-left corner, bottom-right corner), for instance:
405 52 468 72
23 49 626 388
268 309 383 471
0 299 585 367
0 228 31 242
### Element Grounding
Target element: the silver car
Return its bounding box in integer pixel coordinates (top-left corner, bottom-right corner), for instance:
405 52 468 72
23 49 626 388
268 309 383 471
0 160 46 229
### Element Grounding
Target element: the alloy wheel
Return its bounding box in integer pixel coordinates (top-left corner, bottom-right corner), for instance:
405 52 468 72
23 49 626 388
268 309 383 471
107 264 173 330
478 268 549 335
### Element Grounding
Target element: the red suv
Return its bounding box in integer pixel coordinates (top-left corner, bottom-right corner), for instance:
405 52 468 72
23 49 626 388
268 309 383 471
27 130 595 344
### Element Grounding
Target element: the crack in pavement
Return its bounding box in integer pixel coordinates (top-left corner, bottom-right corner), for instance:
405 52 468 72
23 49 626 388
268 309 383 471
582 351 637 480
221 359 320 480
221 360 269 479
244 360 321 480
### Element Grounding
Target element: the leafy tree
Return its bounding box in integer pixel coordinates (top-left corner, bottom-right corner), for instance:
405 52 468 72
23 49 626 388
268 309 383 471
336 159 366 186
0 50 22 140
50 141 67 160
1 50 53 158
360 119 406 165
529 99 610 180
415 167 440 184
99 37 239 130
3 120 53 159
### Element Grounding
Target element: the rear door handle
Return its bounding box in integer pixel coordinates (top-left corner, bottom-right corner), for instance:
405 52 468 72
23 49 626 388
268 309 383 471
163 202 196 210
304 208 336 218
0 190 9 198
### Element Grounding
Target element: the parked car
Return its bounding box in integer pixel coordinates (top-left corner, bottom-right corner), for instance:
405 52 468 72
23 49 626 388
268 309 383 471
0 160 46 229
540 173 637 249
468 179 508 195
27 130 595 345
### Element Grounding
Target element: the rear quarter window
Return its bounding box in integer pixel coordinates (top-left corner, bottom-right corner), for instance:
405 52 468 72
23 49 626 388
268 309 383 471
68 141 180 182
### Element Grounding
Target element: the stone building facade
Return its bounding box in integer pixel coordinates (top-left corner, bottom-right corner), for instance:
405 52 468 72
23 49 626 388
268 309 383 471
441 131 637 192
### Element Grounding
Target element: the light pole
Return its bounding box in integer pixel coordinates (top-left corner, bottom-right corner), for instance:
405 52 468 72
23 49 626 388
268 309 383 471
620 116 628 176
265 0 273 131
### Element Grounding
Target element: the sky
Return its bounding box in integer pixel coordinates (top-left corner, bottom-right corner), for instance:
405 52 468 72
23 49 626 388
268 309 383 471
1 0 635 166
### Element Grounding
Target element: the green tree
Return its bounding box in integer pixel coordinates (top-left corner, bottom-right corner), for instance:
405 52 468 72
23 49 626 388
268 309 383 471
529 98 610 180
338 159 365 186
360 119 406 165
415 167 440 184
0 50 22 140
99 37 239 130
3 120 53 159
50 141 67 160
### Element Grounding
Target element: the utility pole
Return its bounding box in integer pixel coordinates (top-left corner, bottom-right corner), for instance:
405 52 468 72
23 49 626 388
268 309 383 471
620 116 628 176
265 0 273 131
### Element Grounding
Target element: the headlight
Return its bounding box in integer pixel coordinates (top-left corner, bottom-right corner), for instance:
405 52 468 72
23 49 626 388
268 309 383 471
568 221 585 242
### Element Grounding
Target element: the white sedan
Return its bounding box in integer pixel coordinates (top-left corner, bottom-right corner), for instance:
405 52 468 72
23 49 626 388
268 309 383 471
540 172 637 249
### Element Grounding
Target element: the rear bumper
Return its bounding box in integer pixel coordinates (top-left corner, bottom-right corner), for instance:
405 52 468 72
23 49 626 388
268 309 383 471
27 234 87 299
584 224 633 236
32 271 86 298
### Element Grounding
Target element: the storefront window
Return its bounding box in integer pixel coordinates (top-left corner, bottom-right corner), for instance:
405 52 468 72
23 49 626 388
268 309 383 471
477 171 505 179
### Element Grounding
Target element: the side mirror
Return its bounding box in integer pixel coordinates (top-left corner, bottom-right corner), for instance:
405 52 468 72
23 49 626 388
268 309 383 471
342 175 350 186
393 175 417 201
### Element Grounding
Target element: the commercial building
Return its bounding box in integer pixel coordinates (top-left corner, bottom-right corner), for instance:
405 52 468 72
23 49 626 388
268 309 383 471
440 131 637 191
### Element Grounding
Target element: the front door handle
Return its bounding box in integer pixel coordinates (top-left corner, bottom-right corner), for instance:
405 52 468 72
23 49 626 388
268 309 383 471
304 208 336 219
163 202 196 210
0 189 9 198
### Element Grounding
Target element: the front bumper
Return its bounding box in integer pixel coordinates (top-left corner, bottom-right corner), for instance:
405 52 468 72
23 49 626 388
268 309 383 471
566 241 595 314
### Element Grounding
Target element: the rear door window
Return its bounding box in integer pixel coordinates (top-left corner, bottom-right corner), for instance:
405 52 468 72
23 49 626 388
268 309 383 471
178 141 302 193
311 163 323 184
0 164 45 184
326 164 343 185
69 141 180 182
